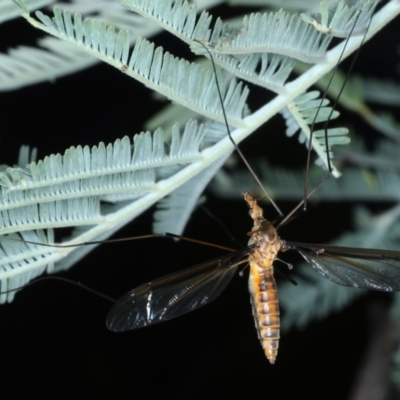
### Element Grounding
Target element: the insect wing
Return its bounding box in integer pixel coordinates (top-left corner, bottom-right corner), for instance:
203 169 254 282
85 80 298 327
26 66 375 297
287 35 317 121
287 241 400 292
106 251 247 331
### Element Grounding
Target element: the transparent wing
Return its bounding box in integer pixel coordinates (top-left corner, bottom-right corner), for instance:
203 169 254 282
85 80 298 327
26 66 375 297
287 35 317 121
286 241 400 291
106 251 247 331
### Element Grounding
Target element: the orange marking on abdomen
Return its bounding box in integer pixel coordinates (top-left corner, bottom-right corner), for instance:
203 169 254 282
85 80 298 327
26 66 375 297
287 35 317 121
249 262 280 364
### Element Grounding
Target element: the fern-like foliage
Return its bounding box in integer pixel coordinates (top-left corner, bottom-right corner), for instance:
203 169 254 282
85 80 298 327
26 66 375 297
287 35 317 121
1 0 166 90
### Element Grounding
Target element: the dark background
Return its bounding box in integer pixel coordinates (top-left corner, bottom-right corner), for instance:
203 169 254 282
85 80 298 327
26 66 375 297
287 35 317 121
1 2 399 399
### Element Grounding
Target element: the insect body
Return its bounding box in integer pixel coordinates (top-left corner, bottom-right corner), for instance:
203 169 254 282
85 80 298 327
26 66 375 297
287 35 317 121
245 192 282 364
107 191 286 363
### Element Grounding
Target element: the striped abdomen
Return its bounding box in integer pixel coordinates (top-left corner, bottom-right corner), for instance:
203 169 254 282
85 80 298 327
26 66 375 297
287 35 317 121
248 264 280 363
243 191 282 363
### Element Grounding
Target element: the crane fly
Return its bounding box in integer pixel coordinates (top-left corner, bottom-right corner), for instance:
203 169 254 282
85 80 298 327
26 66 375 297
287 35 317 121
6 3 399 365
104 12 400 364
105 191 400 363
